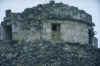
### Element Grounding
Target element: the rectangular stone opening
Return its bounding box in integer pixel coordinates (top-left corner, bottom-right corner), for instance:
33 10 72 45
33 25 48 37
5 25 12 40
51 23 61 40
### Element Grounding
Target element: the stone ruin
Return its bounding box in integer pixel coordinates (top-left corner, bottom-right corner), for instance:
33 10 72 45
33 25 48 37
0 1 99 66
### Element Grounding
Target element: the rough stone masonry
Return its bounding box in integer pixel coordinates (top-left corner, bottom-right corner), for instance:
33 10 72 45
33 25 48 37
0 1 99 66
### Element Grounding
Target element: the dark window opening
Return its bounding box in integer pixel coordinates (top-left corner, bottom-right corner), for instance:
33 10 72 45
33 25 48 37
52 24 57 31
88 29 94 44
51 23 61 40
5 25 12 40
52 23 60 32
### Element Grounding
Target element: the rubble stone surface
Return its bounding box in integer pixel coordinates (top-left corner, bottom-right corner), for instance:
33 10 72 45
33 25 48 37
0 1 98 66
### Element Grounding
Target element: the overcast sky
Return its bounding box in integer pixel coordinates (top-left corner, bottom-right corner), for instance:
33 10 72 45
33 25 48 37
0 0 100 47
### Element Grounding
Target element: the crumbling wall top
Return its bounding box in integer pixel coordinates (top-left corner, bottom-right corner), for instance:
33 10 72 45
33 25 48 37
3 1 94 26
22 1 93 25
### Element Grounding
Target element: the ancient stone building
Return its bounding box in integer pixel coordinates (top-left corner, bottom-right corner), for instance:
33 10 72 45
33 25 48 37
1 1 97 46
0 1 99 66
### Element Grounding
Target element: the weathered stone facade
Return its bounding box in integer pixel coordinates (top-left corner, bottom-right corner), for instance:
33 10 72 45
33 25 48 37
42 20 89 44
0 40 97 66
0 1 99 66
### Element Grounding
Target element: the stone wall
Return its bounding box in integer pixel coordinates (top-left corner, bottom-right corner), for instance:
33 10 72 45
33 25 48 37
61 20 89 44
2 16 89 44
42 20 89 44
2 13 41 41
0 40 96 66
94 48 100 66
12 20 41 41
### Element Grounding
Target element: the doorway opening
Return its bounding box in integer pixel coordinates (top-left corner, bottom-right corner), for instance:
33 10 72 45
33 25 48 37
5 25 12 40
51 23 61 40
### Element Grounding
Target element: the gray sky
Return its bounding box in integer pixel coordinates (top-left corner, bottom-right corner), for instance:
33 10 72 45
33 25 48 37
0 0 100 47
